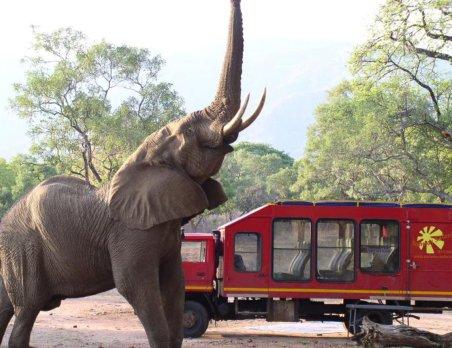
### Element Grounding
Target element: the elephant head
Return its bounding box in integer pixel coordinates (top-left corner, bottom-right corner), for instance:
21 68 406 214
108 0 265 230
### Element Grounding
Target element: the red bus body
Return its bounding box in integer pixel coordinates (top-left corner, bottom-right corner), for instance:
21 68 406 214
181 201 452 337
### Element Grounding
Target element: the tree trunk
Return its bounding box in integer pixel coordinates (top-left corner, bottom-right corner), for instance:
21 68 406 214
359 317 452 348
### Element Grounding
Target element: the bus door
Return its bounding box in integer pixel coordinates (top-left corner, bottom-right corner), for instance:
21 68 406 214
407 208 452 298
223 219 269 297
358 218 406 298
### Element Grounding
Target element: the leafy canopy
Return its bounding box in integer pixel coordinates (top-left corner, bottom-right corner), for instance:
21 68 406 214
217 142 295 215
11 28 185 184
350 0 451 148
293 79 451 203
292 0 451 204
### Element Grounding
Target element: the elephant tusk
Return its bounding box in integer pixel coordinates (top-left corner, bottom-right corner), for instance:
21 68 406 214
239 88 266 132
222 93 250 137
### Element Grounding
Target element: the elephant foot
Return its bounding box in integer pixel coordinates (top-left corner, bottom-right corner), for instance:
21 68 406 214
150 338 181 348
170 338 182 348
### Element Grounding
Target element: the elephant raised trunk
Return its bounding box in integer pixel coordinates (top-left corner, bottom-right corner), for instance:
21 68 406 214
204 0 266 141
210 0 244 121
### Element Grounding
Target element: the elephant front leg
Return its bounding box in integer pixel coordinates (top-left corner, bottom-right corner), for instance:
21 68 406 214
160 255 184 348
111 247 171 348
114 269 171 347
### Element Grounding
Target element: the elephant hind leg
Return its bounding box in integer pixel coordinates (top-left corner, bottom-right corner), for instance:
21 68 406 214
8 307 39 348
0 277 13 344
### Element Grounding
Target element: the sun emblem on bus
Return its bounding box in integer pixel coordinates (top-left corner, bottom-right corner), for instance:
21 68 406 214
417 226 445 254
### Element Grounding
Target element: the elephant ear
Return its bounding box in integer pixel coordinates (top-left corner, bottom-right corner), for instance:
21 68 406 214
201 178 227 210
108 163 209 230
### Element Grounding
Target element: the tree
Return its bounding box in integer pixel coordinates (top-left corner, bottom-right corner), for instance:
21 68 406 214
0 155 57 217
217 142 296 214
293 80 451 203
350 0 451 148
294 0 452 204
11 28 184 184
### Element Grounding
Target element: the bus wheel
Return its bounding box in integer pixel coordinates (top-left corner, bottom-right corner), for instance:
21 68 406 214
183 301 209 338
344 310 392 335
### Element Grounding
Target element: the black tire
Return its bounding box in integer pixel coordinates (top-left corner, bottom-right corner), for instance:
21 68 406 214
183 301 209 338
344 309 393 334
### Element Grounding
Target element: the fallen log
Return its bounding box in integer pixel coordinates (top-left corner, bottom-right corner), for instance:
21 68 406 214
358 316 452 348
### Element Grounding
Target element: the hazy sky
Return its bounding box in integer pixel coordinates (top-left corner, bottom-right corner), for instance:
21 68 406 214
0 0 383 159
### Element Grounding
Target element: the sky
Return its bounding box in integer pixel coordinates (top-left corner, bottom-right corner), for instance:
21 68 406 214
0 0 383 160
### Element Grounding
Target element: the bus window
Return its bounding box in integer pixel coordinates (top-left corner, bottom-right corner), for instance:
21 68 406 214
181 241 206 263
317 220 354 281
234 233 261 272
360 221 399 274
273 219 311 281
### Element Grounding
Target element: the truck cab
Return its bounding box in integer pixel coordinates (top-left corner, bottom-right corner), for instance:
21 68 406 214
182 233 216 293
182 233 218 337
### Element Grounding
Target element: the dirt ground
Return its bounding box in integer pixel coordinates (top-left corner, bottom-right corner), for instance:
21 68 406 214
2 290 451 347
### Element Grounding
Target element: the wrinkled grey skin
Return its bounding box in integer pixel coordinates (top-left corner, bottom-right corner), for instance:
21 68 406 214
0 0 258 347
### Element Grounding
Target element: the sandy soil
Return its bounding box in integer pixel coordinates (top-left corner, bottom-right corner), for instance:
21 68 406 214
2 290 451 347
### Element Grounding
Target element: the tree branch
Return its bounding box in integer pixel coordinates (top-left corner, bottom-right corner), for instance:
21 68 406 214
419 8 452 42
410 45 452 62
389 32 452 62
387 56 442 117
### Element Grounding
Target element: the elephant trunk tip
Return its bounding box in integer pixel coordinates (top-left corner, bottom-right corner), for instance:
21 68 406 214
208 0 243 120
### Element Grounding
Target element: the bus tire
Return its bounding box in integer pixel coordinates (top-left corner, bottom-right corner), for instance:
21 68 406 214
344 309 393 334
183 300 209 338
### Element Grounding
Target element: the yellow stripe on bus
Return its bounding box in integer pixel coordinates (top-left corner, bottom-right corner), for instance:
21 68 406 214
223 287 452 296
185 285 213 291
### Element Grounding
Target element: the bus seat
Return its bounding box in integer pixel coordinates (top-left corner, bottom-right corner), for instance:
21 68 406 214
337 248 352 272
289 240 310 277
328 239 345 271
289 249 310 278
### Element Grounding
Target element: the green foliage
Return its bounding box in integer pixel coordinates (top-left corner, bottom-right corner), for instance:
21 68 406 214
216 142 296 215
350 0 451 148
293 80 452 203
11 28 184 184
0 155 57 217
293 0 451 204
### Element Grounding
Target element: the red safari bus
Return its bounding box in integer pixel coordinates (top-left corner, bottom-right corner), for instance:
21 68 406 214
181 201 452 337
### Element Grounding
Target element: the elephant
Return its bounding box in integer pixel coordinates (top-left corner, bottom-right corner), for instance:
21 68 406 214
0 0 265 347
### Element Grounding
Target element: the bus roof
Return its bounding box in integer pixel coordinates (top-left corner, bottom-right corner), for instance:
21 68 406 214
279 200 451 208
218 201 451 229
